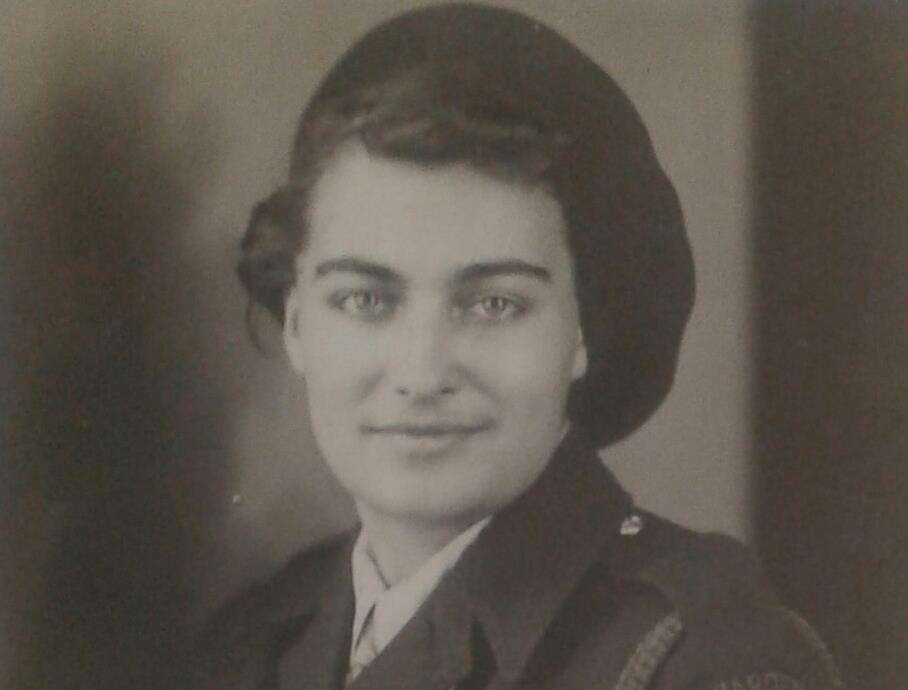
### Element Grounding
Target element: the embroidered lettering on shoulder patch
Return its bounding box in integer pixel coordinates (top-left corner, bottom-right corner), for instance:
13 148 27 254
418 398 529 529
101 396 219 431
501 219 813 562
711 672 804 690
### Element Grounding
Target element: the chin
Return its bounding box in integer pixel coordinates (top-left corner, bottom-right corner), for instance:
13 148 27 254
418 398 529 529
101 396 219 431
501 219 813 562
361 477 503 526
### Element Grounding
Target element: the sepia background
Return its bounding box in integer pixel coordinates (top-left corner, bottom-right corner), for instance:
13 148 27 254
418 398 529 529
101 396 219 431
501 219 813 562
2 2 905 688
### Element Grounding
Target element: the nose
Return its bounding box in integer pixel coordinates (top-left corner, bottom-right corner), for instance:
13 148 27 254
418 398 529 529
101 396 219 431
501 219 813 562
389 307 457 401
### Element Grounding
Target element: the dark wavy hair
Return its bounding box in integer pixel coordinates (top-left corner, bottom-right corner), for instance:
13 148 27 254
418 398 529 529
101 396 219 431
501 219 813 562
238 3 695 448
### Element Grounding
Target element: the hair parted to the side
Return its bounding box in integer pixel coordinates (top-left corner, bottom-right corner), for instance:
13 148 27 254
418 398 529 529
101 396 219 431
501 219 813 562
237 3 695 448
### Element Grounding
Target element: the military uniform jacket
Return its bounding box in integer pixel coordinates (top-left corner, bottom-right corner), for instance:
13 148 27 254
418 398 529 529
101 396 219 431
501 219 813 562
185 431 842 690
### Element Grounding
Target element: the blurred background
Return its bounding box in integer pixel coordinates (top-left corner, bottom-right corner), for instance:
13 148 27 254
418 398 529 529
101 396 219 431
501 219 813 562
1 2 905 688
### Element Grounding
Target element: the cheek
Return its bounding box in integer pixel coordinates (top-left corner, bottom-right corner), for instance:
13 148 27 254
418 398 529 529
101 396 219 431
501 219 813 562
297 306 381 398
469 319 578 411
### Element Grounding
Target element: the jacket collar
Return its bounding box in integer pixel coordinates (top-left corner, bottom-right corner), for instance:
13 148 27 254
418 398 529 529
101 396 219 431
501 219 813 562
446 428 634 681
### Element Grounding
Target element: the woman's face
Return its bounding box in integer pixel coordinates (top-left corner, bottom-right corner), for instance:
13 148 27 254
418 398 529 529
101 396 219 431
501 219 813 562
284 143 587 529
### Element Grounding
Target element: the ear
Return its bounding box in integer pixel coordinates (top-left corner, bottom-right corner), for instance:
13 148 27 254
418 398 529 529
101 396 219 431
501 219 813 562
283 288 307 375
571 327 588 382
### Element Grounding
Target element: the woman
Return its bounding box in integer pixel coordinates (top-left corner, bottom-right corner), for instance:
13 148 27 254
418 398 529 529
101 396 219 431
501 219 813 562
187 5 841 689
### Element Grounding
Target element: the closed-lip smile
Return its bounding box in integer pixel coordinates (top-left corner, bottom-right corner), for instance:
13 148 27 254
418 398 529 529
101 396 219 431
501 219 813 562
362 421 495 437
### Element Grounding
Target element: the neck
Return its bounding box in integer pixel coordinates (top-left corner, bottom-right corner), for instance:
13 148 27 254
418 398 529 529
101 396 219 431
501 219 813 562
355 503 482 586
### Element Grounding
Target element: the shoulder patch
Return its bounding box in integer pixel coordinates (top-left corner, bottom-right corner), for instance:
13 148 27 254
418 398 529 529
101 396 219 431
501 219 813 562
606 516 843 690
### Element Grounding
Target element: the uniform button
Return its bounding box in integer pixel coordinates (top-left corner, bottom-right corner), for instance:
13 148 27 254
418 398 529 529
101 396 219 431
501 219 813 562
619 513 644 536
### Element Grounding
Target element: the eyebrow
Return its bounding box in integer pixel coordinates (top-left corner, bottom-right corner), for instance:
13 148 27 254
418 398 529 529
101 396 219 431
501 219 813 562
454 260 551 284
314 257 402 283
313 256 551 284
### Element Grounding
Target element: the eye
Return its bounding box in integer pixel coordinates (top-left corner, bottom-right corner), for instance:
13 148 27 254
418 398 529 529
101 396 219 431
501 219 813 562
331 288 395 320
466 295 526 322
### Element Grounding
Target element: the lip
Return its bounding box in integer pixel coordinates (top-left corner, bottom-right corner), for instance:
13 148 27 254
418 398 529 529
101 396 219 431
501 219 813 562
362 421 495 437
361 419 495 458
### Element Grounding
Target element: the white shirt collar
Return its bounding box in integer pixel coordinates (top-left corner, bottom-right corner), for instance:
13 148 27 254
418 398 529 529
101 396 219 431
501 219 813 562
349 517 491 660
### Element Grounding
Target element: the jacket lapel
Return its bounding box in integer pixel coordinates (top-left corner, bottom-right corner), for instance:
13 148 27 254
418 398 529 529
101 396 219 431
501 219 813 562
277 538 356 690
455 429 633 684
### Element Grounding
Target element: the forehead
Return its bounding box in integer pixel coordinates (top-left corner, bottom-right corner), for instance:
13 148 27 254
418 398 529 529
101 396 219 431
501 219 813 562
302 143 571 281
